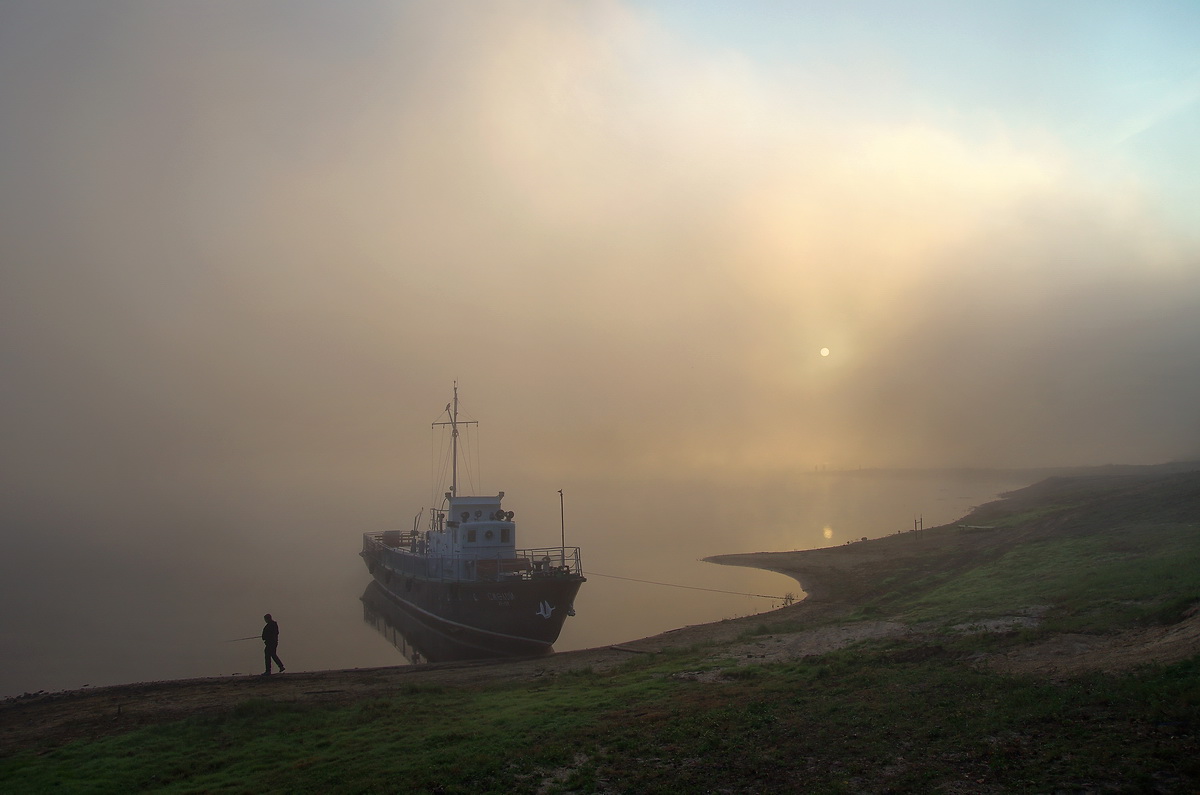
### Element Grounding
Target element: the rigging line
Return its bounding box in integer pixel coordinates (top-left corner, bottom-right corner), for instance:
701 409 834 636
587 571 787 601
461 424 477 495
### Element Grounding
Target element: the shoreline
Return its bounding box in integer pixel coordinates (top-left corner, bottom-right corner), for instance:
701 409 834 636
704 528 956 606
9 461 1200 750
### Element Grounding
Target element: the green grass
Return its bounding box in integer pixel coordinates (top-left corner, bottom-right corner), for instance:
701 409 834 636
4 648 1198 793
891 523 1200 631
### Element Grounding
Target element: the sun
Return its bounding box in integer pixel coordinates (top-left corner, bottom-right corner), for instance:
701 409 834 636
820 347 830 357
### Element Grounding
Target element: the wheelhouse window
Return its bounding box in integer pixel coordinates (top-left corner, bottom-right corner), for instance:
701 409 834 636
501 527 510 543
467 528 477 543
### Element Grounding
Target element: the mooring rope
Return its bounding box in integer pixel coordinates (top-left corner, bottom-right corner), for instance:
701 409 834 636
587 571 787 601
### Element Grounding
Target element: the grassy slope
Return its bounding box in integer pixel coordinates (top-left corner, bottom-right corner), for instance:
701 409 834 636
3 467 1200 793
875 467 1200 631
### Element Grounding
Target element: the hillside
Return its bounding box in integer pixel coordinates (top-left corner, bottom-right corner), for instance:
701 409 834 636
710 462 1200 676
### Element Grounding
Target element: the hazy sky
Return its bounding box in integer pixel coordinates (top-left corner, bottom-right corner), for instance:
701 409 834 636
2 0 1199 504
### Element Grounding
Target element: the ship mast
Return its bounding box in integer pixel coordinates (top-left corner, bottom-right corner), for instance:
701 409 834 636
432 382 477 497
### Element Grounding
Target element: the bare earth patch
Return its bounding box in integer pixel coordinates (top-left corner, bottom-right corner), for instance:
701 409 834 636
989 608 1200 677
715 621 911 666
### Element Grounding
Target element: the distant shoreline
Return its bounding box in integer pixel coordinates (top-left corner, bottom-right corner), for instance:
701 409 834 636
707 459 1200 606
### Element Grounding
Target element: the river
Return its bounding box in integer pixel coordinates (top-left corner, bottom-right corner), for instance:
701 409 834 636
0 468 1041 698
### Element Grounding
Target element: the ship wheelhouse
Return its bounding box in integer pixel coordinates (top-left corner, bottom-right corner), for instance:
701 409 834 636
432 493 516 556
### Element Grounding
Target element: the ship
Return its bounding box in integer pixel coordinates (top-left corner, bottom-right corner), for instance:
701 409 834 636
360 385 585 656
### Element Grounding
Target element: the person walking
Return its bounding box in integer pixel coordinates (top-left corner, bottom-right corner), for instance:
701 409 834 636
262 613 285 675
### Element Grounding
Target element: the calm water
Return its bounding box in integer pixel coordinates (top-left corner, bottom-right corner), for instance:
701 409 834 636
0 469 1039 697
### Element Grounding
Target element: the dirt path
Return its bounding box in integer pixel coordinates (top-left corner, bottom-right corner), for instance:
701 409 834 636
1 594 873 752
0 603 767 751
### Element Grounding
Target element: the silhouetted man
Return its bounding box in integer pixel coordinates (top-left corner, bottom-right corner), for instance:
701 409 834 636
262 613 285 675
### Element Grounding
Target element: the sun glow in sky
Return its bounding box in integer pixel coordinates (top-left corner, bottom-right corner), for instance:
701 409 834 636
0 0 1198 490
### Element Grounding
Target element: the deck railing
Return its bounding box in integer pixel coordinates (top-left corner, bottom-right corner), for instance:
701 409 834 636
363 532 584 582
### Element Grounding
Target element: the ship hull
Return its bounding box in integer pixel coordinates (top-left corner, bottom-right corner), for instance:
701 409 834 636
361 545 583 654
362 581 553 662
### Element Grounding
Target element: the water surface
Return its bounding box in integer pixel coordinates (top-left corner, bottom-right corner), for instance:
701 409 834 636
0 469 1038 697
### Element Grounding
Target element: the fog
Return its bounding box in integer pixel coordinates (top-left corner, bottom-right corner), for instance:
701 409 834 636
1 1 1198 694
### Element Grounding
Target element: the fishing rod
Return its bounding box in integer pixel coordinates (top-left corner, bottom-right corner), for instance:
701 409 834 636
226 635 260 642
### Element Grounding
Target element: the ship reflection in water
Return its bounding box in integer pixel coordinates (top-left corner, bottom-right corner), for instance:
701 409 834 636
361 581 555 664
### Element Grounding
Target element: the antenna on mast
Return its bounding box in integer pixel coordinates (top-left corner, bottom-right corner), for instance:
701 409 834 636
432 382 477 497
558 489 566 567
